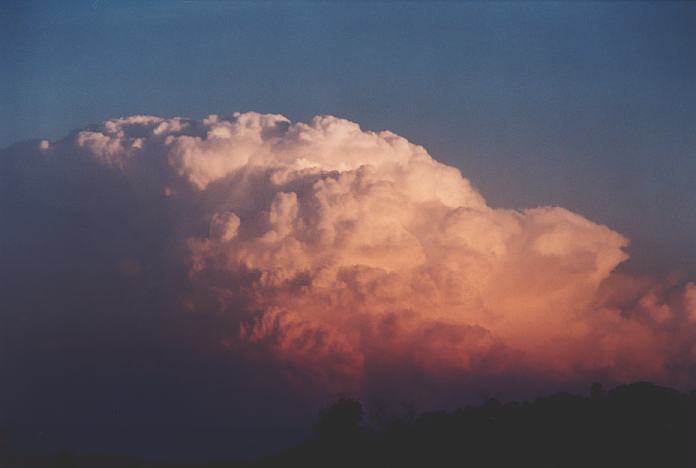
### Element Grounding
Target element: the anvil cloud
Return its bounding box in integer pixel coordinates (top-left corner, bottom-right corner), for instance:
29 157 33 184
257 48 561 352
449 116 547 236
3 112 695 403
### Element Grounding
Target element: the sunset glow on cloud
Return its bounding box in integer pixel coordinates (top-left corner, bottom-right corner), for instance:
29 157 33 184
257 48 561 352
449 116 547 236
8 112 696 402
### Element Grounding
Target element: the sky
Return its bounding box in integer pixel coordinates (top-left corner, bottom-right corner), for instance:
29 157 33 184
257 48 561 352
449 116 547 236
1 0 695 460
3 0 695 276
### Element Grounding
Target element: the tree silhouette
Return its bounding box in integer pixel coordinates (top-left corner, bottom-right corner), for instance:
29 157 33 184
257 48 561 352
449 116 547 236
261 382 694 468
313 397 364 442
3 382 694 467
590 382 605 400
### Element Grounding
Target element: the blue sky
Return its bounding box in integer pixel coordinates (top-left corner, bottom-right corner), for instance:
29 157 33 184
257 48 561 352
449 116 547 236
2 0 695 275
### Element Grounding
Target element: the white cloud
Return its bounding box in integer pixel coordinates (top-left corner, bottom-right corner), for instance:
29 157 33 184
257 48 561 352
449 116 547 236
4 111 696 400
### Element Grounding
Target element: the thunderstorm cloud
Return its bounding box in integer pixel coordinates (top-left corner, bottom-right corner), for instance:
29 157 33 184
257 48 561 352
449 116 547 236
2 112 696 414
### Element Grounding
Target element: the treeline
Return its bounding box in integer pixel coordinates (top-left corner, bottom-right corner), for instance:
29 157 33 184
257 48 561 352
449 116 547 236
2 382 695 467
262 382 694 468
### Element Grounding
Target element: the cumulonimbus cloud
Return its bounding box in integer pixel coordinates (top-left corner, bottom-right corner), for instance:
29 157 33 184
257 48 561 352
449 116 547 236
4 112 696 403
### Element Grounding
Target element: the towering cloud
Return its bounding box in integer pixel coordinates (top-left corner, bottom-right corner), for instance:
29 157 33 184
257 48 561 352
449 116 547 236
2 112 695 407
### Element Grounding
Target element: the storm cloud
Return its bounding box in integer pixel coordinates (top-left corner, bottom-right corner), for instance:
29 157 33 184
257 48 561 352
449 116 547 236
1 112 695 454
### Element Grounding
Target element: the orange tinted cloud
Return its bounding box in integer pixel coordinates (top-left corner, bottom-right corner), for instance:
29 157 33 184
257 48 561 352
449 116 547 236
66 112 696 395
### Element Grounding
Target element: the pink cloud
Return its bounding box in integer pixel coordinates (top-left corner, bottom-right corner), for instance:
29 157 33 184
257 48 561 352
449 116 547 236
16 111 696 399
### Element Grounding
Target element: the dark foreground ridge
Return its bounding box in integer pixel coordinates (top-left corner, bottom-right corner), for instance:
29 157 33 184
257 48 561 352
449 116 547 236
2 382 695 468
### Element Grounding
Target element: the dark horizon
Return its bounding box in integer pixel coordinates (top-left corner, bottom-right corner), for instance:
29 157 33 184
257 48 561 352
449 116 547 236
2 381 694 467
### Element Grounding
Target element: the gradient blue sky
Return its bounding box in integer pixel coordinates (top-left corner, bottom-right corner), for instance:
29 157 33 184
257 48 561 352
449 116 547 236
2 0 695 275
